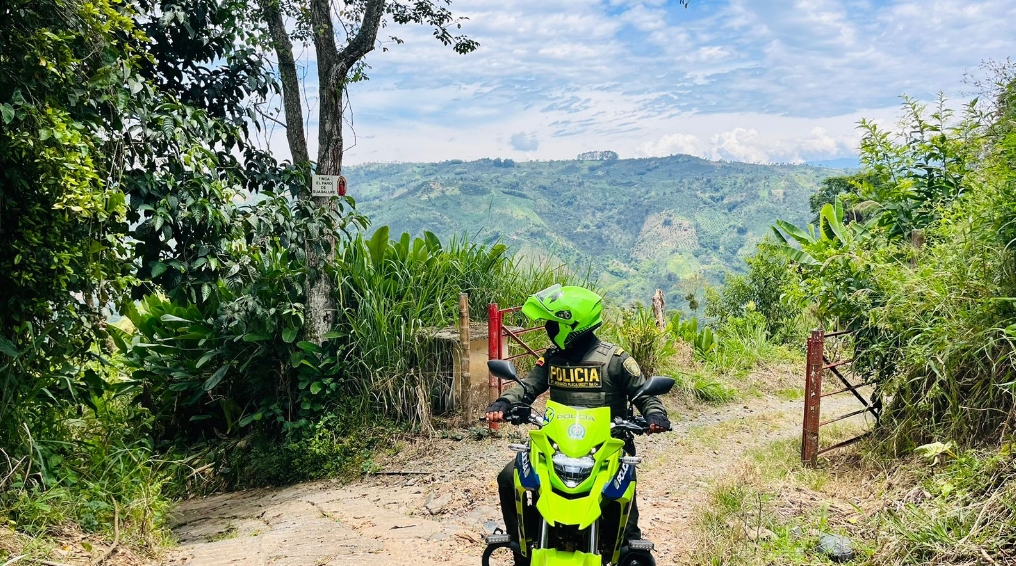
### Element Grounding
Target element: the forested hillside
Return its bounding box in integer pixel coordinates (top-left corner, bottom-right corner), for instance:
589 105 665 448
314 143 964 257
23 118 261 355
346 156 838 304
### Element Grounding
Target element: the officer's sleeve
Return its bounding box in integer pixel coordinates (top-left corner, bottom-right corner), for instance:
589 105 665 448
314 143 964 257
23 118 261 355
498 359 549 405
614 353 667 417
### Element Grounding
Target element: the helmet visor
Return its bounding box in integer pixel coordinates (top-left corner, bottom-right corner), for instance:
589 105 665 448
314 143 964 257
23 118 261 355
521 284 564 322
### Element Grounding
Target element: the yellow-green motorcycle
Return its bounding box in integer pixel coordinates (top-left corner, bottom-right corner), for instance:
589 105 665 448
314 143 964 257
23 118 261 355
483 360 674 566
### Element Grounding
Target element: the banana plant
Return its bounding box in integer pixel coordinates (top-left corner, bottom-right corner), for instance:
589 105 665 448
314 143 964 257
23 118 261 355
772 196 872 267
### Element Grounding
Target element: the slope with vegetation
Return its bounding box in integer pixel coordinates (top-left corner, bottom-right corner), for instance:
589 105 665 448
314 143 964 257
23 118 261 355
345 155 837 305
682 65 1016 564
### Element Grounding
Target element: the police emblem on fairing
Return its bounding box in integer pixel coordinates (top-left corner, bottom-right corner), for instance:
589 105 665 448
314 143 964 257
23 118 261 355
567 424 586 440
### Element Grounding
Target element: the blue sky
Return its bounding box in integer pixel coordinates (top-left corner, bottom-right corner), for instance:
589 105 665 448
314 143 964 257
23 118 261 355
266 0 1016 165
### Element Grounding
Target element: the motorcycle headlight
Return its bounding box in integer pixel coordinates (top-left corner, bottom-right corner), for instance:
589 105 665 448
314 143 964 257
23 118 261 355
551 451 596 488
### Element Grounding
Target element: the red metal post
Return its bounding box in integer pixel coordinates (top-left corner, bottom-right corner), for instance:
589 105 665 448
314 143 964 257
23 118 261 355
802 329 825 467
488 303 501 431
497 309 506 396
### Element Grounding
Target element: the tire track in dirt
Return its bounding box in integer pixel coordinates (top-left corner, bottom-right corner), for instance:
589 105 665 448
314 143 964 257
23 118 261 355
158 393 855 565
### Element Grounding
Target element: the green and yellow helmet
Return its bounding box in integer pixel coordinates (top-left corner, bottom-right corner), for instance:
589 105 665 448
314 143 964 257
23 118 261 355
521 284 603 349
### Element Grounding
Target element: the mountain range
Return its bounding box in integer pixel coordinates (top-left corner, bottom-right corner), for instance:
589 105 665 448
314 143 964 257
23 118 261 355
343 154 841 306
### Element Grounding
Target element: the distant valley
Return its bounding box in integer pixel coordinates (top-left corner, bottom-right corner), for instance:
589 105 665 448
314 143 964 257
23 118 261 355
344 154 842 306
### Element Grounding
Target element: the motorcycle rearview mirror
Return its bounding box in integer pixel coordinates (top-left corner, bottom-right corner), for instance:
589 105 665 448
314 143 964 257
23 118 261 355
631 375 676 402
487 359 522 386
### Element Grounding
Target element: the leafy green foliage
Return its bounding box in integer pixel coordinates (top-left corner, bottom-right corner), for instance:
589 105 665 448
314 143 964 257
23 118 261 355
605 304 675 377
705 239 804 343
856 95 980 240
667 314 717 361
0 360 171 549
711 307 789 374
232 414 393 487
772 195 878 326
0 0 148 511
771 76 1016 448
331 228 579 425
808 174 875 224
0 0 359 547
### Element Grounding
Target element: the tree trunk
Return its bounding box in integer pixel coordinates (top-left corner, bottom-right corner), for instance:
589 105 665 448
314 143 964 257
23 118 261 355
259 0 310 169
652 289 667 330
301 0 385 343
259 0 386 343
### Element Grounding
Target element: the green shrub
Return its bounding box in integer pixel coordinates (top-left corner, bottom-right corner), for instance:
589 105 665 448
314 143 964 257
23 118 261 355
705 239 804 343
772 86 1016 448
234 413 394 487
667 313 717 362
0 383 171 549
606 303 674 377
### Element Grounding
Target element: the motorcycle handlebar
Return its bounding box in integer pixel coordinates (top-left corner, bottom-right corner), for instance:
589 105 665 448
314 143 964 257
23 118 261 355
481 405 542 426
611 416 671 435
483 407 668 432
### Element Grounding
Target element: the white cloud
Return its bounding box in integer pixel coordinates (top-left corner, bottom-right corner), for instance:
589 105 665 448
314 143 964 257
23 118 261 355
636 115 871 164
265 0 1016 165
510 131 540 151
638 133 702 158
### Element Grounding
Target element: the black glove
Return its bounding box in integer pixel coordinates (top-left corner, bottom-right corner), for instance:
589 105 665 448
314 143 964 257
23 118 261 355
646 413 671 432
486 398 512 416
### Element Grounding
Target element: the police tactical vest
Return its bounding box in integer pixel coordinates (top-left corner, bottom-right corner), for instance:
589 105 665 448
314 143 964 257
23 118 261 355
548 340 627 417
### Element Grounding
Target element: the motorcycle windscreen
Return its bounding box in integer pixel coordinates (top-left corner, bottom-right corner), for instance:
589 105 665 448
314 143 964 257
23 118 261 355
540 401 611 457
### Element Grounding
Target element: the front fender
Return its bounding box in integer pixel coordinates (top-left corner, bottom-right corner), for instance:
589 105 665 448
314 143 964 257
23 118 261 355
530 549 601 566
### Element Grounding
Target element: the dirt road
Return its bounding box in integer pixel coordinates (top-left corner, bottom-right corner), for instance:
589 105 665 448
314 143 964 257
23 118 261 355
159 393 829 566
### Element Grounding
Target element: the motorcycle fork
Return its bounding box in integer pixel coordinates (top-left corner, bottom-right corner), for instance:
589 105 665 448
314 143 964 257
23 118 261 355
535 518 600 556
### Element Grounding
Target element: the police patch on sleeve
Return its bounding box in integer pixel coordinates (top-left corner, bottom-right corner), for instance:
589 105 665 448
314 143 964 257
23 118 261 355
536 356 545 367
622 356 642 377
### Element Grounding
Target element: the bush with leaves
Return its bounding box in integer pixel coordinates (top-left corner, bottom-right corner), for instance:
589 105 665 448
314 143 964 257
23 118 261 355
705 239 804 343
772 74 1016 449
666 313 716 362
605 303 675 377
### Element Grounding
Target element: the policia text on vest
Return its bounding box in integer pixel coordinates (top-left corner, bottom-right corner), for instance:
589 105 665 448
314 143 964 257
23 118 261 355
548 364 603 389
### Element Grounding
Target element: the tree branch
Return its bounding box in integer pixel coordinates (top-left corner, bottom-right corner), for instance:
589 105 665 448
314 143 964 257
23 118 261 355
309 0 342 82
337 0 385 71
259 0 310 168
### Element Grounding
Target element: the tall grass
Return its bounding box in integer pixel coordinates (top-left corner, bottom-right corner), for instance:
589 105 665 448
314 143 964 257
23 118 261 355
331 228 581 427
604 303 674 377
0 388 171 552
710 308 793 374
602 302 742 403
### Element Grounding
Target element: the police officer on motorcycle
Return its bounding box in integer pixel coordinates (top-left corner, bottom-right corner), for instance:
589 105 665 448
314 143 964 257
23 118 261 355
486 284 671 564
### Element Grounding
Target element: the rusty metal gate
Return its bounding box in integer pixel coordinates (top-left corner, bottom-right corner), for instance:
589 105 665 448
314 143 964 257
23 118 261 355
801 329 881 466
487 303 547 429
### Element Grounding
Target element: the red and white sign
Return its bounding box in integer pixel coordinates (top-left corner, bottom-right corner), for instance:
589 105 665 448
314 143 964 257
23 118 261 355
311 174 348 198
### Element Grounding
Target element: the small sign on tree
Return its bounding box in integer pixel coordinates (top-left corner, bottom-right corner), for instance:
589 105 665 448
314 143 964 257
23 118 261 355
311 174 347 197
